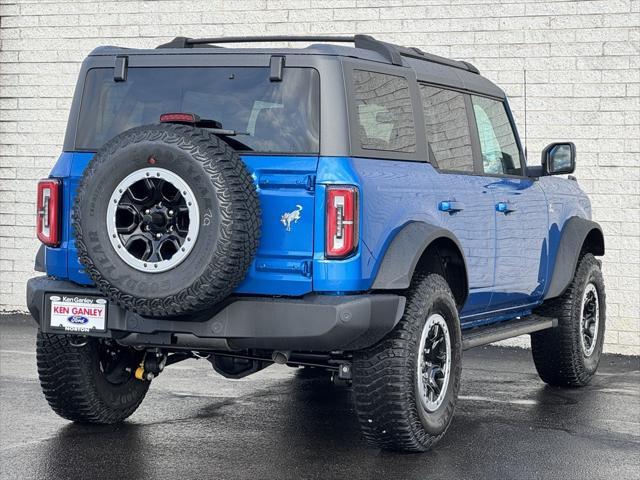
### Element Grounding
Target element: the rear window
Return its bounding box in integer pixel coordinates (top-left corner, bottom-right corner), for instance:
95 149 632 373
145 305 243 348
75 67 320 154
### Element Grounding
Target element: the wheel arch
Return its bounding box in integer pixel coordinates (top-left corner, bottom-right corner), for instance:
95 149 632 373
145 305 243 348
544 216 605 300
372 222 468 308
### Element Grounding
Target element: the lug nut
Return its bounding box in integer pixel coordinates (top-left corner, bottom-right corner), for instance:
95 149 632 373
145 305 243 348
145 209 150 214
156 233 162 239
168 210 174 216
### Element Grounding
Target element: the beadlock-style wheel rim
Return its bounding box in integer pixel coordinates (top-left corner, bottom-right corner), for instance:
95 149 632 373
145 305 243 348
580 282 599 357
417 313 452 412
106 167 200 273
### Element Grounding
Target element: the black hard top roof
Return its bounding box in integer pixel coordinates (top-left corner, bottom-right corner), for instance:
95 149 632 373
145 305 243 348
88 35 505 99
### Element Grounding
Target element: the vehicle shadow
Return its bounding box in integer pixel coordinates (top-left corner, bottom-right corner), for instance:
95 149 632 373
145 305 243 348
205 371 472 480
34 423 147 480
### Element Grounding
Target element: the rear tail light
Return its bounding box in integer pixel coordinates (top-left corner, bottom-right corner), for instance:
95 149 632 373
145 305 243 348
325 185 358 259
36 178 61 247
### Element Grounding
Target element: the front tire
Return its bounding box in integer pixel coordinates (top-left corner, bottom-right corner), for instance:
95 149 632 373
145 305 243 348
531 253 606 387
352 274 462 452
37 333 150 423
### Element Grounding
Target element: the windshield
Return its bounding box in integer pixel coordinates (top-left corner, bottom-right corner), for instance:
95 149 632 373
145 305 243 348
75 66 320 153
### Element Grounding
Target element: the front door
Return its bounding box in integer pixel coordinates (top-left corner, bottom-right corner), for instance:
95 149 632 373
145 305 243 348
487 177 548 309
469 95 549 310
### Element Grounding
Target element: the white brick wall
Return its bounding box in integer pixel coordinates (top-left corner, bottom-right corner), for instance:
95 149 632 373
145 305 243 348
0 0 638 355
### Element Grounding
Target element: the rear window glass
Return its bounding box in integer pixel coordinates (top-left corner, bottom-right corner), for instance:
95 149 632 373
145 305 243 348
352 70 416 153
75 67 320 153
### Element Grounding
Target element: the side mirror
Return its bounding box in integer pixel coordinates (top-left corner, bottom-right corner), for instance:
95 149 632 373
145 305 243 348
542 142 576 175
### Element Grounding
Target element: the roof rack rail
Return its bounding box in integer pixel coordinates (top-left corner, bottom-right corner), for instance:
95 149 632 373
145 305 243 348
156 34 478 74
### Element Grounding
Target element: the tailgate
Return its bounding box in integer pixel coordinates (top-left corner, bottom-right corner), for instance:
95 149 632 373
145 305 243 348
235 155 318 296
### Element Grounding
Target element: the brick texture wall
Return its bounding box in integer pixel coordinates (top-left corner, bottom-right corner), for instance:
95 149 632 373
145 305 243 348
0 0 638 354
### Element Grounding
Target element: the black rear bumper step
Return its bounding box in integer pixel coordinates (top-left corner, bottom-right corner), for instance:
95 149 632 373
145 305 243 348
462 315 557 350
26 276 406 352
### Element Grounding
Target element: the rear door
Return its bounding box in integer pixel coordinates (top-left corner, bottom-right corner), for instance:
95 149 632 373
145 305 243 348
469 95 548 310
418 84 497 318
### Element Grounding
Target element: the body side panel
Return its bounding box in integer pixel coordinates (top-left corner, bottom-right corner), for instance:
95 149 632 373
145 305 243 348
314 157 497 317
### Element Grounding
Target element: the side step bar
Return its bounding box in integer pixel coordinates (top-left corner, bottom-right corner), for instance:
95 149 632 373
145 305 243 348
462 315 557 350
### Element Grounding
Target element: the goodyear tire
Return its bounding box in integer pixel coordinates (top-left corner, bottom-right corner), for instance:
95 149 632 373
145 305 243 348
352 274 462 452
73 124 261 317
531 253 606 387
37 332 149 423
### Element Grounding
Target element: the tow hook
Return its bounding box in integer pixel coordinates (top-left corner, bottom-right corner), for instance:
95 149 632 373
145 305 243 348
135 350 167 381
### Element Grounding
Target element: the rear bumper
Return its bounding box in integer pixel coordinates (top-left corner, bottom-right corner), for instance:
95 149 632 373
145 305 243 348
26 276 405 351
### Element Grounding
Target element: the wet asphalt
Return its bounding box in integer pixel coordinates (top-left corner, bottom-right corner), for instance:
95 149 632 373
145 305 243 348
0 314 638 480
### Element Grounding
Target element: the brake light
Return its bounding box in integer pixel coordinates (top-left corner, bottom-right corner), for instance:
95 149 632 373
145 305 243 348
326 186 358 259
36 179 61 247
160 112 199 124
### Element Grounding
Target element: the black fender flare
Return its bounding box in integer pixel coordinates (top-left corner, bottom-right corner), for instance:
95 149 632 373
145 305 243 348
544 216 605 300
372 222 469 304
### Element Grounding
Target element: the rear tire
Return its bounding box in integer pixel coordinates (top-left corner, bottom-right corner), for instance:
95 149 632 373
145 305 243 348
531 253 605 387
352 274 462 452
36 332 150 423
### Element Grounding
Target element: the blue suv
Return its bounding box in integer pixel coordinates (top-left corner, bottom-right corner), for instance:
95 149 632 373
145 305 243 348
27 35 606 452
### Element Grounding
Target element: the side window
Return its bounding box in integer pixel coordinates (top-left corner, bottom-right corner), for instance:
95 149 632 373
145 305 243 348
471 96 522 176
352 70 416 153
419 85 474 173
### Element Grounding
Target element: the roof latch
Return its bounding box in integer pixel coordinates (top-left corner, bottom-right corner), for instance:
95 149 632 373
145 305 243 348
269 56 285 82
114 55 128 82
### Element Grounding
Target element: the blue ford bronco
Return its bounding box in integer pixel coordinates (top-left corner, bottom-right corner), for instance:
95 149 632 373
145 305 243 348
27 35 605 452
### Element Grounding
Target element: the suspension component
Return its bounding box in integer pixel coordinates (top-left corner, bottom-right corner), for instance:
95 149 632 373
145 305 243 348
271 350 291 364
135 350 167 381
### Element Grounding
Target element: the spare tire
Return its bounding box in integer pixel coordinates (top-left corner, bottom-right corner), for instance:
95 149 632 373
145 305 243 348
73 123 261 317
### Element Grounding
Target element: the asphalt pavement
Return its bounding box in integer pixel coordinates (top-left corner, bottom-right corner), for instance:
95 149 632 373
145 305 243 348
1 313 638 480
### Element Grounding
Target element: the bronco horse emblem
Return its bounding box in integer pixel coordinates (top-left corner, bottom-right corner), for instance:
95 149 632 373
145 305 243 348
281 205 303 232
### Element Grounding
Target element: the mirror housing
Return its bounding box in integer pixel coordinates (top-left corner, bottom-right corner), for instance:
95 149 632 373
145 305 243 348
542 142 576 175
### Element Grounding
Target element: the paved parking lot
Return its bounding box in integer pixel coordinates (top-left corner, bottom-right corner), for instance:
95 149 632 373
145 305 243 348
1 314 638 480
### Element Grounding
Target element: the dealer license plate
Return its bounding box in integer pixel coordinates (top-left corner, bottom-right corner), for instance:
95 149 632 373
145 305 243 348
49 295 107 333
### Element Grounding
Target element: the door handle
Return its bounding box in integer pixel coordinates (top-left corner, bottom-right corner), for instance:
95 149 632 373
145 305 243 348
439 201 465 213
496 201 517 214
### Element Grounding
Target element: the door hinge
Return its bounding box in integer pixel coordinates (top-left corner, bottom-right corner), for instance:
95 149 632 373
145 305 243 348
301 260 313 278
305 175 316 192
114 55 128 82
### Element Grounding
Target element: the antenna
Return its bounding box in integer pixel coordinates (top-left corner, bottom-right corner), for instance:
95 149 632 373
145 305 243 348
523 68 528 160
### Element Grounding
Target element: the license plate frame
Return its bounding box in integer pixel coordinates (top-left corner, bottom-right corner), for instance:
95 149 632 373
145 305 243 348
46 294 108 334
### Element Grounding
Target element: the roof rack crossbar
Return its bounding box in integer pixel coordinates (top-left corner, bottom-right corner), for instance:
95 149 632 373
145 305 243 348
157 35 356 49
156 35 478 73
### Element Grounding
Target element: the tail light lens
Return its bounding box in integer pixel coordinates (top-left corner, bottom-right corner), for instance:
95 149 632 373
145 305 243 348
160 112 199 124
36 178 61 247
326 185 358 259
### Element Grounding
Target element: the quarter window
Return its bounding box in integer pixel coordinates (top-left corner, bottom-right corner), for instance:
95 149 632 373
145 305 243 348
352 70 416 153
419 85 474 173
471 96 522 176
